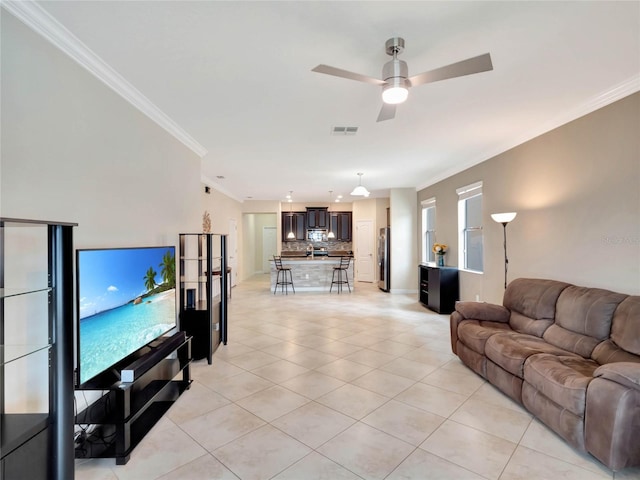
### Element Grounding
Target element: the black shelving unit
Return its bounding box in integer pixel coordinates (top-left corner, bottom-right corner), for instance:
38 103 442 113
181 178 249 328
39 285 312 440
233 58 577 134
74 332 191 465
419 264 459 314
1 218 76 479
178 234 228 364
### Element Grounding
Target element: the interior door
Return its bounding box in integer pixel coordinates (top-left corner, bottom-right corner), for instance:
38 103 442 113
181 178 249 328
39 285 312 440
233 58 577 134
262 226 277 273
356 220 374 282
228 218 238 287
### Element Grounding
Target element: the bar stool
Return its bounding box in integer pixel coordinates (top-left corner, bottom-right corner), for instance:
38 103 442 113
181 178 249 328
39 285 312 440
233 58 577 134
273 255 295 295
330 256 351 293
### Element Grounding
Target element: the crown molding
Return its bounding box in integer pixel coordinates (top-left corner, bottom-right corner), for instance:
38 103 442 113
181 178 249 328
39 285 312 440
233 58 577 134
201 175 244 203
416 74 640 192
2 0 208 158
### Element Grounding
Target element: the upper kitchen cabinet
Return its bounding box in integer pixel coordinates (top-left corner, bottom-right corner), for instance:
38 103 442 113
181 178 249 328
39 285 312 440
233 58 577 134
329 212 352 241
306 208 328 229
282 212 306 241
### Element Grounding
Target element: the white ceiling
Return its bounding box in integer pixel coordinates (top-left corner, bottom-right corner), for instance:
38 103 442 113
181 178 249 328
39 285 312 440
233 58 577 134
29 1 640 202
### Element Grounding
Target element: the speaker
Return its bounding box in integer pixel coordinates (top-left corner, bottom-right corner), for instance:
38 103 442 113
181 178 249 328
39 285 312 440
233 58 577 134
186 288 196 309
121 331 186 383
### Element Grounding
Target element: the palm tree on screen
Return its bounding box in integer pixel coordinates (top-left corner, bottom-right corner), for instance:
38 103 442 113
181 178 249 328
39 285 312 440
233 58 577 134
144 267 157 292
159 250 175 287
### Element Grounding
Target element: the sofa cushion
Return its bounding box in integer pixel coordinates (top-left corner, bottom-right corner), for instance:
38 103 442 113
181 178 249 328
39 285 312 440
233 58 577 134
522 382 586 452
455 302 510 322
592 340 640 365
503 278 569 336
543 286 627 358
457 320 513 354
485 332 576 378
610 296 640 356
524 354 599 416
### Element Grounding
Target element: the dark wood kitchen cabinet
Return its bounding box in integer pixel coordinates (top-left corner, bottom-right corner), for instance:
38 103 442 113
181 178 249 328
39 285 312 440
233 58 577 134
306 208 328 229
282 212 306 241
329 212 352 241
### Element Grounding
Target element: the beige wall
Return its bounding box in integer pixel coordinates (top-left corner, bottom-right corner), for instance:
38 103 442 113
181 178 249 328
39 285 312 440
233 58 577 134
418 93 640 304
202 184 244 285
1 12 201 247
390 189 418 293
1 13 202 409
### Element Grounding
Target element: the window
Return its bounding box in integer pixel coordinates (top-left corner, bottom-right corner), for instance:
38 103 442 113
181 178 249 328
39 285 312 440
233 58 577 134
421 198 436 263
457 182 483 272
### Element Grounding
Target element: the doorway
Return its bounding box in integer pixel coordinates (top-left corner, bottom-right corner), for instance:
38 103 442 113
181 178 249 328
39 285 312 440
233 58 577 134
228 219 238 287
262 226 277 273
356 220 374 282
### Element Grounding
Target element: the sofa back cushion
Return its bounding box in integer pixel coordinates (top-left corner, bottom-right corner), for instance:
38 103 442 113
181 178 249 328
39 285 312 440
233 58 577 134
543 286 627 358
592 340 640 365
610 296 640 356
503 278 570 336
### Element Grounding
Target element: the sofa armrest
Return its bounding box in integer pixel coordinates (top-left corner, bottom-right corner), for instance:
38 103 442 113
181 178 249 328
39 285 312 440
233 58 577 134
594 362 640 392
455 301 510 323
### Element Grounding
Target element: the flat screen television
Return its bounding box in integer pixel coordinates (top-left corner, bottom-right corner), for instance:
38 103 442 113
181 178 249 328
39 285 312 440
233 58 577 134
75 246 177 386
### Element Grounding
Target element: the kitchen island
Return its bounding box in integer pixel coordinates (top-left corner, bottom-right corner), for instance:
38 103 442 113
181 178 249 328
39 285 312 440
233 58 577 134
270 256 354 292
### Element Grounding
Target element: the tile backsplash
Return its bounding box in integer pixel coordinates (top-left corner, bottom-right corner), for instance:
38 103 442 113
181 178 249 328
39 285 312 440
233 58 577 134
282 240 352 252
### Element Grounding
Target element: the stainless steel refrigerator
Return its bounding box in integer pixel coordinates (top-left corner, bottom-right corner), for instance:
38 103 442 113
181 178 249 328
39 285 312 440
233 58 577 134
378 227 390 292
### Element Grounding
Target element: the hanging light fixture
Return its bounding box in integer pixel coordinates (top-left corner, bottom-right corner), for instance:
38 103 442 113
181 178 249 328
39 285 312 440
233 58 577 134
381 37 410 105
287 191 295 239
350 173 370 197
327 191 336 239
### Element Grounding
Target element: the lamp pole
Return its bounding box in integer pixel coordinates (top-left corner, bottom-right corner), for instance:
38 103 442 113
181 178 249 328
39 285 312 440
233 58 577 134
491 212 517 290
500 221 509 290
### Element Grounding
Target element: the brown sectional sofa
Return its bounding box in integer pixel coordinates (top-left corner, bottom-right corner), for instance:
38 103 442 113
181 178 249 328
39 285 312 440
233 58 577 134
450 278 640 471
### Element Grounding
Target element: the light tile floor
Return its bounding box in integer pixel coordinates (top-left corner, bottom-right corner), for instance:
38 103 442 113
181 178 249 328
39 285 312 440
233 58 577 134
76 275 640 480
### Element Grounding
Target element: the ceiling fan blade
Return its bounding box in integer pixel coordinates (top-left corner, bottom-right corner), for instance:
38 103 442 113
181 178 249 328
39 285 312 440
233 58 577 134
408 53 493 87
377 103 396 122
312 64 385 86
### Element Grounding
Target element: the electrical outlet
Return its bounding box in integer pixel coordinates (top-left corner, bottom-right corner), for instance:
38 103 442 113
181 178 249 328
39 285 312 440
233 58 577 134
305 274 309 279
475 294 480 301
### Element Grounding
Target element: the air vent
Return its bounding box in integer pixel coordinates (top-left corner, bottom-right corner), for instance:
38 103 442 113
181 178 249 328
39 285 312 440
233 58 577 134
331 126 358 136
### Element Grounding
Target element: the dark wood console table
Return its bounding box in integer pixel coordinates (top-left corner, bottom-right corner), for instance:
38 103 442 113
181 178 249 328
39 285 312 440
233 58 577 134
419 264 459 314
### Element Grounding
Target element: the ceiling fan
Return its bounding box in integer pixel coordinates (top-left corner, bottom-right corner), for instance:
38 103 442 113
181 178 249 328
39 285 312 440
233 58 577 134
312 37 493 122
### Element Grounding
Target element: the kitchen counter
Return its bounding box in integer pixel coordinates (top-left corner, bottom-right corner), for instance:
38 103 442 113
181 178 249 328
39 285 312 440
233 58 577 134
271 256 354 292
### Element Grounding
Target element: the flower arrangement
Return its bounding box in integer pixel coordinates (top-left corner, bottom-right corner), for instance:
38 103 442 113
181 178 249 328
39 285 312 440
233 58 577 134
432 243 448 255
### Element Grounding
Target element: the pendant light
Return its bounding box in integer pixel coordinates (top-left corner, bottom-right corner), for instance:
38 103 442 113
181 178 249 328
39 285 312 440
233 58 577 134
286 191 295 239
327 191 336 239
350 173 370 197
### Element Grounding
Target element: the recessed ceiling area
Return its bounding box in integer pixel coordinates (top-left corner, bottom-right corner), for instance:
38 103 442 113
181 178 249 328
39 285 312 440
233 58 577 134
26 1 640 202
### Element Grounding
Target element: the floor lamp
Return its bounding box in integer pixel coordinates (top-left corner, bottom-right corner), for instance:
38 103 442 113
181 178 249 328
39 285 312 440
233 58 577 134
491 212 517 289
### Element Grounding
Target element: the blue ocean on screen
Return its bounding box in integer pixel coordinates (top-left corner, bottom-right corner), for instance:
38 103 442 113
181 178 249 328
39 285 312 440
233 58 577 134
79 289 176 384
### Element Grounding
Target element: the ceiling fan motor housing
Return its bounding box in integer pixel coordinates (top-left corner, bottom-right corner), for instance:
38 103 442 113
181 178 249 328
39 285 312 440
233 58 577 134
383 38 409 87
382 59 409 84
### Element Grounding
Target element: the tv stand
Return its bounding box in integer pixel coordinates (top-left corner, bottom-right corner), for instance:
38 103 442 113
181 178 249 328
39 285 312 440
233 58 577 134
74 332 191 465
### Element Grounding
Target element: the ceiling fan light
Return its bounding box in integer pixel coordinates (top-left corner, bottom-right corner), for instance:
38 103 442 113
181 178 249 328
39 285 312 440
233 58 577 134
382 84 408 104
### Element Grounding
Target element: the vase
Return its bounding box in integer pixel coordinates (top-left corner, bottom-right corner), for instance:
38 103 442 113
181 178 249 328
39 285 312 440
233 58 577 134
437 254 445 267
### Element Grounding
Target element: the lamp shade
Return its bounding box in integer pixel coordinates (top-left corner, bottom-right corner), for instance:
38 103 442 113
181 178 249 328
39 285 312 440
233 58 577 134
491 212 517 224
350 173 370 197
287 231 295 239
350 185 370 196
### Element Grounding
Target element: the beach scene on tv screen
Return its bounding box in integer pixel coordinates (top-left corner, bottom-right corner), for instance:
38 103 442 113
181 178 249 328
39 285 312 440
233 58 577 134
78 247 176 384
